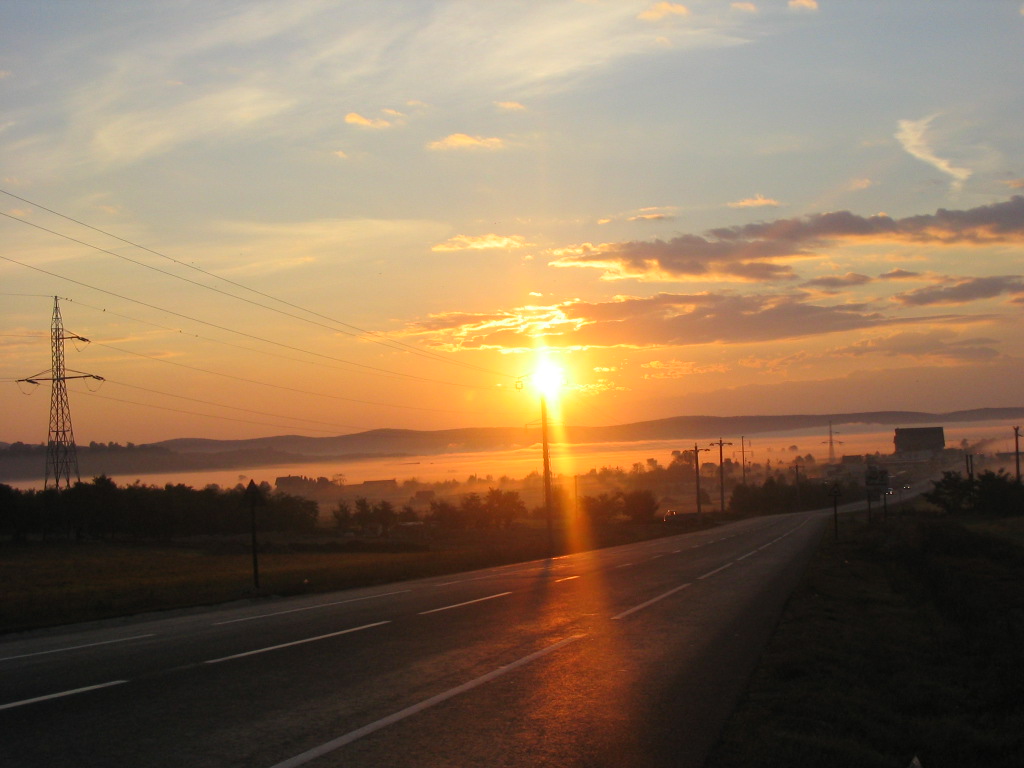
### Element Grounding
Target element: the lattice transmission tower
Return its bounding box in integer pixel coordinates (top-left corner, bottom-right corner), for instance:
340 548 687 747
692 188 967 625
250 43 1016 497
17 297 102 489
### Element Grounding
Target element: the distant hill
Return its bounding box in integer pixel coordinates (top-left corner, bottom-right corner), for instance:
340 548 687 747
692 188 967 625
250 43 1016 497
149 407 1024 458
5 408 1021 482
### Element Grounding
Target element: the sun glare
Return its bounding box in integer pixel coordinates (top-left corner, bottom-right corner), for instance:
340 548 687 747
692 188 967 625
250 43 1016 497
533 360 566 399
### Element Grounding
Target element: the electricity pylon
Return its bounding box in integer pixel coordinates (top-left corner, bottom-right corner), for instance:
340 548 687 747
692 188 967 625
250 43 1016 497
822 420 843 465
17 297 102 489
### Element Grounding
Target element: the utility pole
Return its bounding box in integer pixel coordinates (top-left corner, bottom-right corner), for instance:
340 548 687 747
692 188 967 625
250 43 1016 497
792 457 803 510
541 395 554 555
1014 426 1021 483
17 297 102 489
737 436 750 485
709 439 733 513
693 443 711 516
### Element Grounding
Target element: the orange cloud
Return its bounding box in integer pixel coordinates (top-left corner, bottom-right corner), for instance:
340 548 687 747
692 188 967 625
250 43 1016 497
638 2 690 21
345 112 390 129
727 193 780 208
432 234 531 252
407 291 946 353
427 133 505 151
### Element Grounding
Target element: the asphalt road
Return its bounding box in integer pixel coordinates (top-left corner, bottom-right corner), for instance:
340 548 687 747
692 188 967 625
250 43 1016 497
1 512 827 767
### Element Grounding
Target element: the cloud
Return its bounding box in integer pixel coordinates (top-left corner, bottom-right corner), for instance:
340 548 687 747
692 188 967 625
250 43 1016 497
345 112 391 129
712 196 1024 245
549 235 800 282
638 3 691 21
628 213 672 222
432 234 531 252
85 87 295 164
495 101 526 111
407 291 943 352
879 269 921 280
333 149 348 159
847 178 872 191
894 276 1024 306
788 0 819 9
427 133 505 151
727 193 780 208
1003 179 1024 190
838 331 1001 363
895 115 972 191
550 197 1024 283
642 360 729 378
802 273 873 290
730 3 758 12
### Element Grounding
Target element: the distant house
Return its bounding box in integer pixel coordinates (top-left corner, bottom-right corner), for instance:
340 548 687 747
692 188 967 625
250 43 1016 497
894 427 945 455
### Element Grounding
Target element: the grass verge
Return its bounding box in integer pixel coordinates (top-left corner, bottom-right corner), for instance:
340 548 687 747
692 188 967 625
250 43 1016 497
0 521 700 634
706 514 1024 768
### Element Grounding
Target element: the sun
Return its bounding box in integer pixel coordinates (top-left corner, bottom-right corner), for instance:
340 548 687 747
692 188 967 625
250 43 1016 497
533 360 566 400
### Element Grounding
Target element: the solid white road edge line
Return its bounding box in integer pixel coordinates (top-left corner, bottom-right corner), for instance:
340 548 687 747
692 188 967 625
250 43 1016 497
266 634 588 768
418 592 512 615
0 680 128 711
204 622 390 664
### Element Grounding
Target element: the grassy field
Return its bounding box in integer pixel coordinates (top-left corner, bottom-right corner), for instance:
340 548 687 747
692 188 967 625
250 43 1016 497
706 514 1024 768
0 520 701 634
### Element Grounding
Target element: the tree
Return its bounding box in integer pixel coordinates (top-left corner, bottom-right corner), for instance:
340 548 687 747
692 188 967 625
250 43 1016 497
622 489 659 523
581 493 620 527
332 500 352 530
373 500 396 537
484 488 526 529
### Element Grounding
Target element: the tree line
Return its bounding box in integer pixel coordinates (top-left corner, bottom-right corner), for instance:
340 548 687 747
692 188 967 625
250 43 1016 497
0 475 318 542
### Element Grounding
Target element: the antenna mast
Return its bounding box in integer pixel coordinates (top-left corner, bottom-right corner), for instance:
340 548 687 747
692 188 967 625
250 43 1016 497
17 297 102 489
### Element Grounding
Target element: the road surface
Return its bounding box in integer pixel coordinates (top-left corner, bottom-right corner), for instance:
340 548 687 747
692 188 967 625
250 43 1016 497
1 512 826 767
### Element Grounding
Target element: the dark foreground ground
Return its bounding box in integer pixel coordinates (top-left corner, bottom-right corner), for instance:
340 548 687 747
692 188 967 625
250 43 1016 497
706 513 1024 768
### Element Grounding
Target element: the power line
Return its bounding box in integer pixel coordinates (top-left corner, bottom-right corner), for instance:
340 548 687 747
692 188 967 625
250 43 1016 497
88 340 490 416
0 253 495 390
102 379 367 432
0 191 515 380
62 297 493 388
75 389 347 435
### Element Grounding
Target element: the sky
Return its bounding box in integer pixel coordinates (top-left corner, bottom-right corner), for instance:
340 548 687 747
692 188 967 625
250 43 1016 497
2 0 1024 446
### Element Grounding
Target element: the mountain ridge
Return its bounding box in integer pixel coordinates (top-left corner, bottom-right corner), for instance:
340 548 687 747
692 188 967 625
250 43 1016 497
147 407 1024 457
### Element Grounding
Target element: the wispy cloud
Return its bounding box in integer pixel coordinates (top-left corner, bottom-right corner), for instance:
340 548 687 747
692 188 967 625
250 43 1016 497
838 331 1001 363
895 115 972 191
345 112 391 129
432 234 531 252
727 193 780 208
788 0 819 10
427 133 505 151
730 3 758 13
495 101 526 111
638 3 691 21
